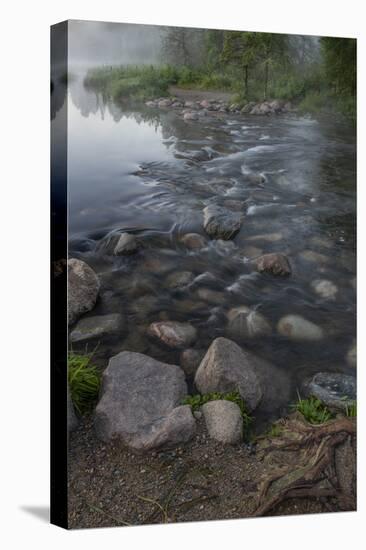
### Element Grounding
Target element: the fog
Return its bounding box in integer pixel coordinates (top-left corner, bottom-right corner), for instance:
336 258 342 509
68 20 163 68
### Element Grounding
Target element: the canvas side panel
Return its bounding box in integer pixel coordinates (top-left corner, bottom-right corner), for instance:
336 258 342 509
50 20 68 529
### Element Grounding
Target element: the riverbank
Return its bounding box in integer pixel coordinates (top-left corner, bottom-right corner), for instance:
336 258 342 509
68 412 355 528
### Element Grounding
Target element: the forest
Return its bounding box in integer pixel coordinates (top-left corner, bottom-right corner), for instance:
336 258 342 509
84 29 356 119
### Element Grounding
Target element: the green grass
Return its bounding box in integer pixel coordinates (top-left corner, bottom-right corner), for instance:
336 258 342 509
266 423 283 438
182 391 253 436
292 394 333 425
345 400 357 417
68 351 101 414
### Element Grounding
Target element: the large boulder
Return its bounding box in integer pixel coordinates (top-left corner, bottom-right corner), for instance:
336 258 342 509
70 313 125 343
303 372 356 412
226 306 272 339
95 351 195 450
68 258 100 325
277 314 324 341
194 337 262 411
203 205 243 240
255 253 291 276
180 348 205 376
202 400 243 444
148 321 197 349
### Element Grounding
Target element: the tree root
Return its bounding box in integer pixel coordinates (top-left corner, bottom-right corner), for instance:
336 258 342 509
252 415 356 516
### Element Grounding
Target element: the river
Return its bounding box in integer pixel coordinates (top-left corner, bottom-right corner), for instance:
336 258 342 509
60 72 356 427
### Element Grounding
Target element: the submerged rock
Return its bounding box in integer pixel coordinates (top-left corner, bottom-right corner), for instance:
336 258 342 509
68 258 100 325
303 372 356 412
148 321 197 349
277 314 324 341
347 342 356 368
183 111 199 121
180 233 207 250
202 400 243 444
114 233 139 255
299 250 330 264
196 287 225 305
255 253 291 276
166 271 194 290
194 337 262 412
180 348 206 377
311 279 338 300
203 205 243 240
70 313 125 343
227 306 272 339
95 351 195 450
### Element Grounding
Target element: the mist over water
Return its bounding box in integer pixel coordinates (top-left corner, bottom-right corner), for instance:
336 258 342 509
68 20 163 68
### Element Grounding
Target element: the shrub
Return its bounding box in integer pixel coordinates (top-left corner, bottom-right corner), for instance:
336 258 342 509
68 351 101 414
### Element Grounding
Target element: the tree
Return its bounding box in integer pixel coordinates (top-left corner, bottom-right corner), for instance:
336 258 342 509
320 37 356 97
221 31 257 98
254 33 290 100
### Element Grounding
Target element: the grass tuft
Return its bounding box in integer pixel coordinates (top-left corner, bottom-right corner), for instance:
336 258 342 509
292 393 333 425
68 351 101 414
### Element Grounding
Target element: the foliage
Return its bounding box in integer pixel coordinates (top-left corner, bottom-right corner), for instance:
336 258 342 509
68 351 101 414
266 423 283 438
182 391 253 435
345 400 357 418
292 394 333 425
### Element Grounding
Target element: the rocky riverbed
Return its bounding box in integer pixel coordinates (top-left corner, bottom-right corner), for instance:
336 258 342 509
63 74 356 526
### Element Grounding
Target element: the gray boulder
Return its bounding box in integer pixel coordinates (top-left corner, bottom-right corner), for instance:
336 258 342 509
180 348 205 376
148 321 197 349
68 258 100 325
303 372 356 412
95 352 195 450
202 400 243 444
194 337 262 411
70 313 125 343
203 205 243 240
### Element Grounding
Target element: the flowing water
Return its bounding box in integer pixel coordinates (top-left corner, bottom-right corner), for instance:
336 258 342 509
60 73 356 426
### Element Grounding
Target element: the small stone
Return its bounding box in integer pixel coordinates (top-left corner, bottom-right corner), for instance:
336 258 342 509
166 271 194 290
202 400 243 444
227 306 272 339
277 314 324 341
184 111 199 121
70 313 125 343
311 279 338 300
196 288 225 305
148 321 197 349
180 233 207 250
114 233 139 255
256 253 291 276
203 205 243 240
299 250 330 264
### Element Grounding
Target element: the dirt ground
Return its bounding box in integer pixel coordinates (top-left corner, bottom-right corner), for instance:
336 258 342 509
68 414 335 529
169 86 233 103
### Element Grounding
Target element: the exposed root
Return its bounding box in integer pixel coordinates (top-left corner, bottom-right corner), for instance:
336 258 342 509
252 415 356 516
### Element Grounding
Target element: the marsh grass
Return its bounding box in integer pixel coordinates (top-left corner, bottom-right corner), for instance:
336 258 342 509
292 393 333 425
68 350 101 414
